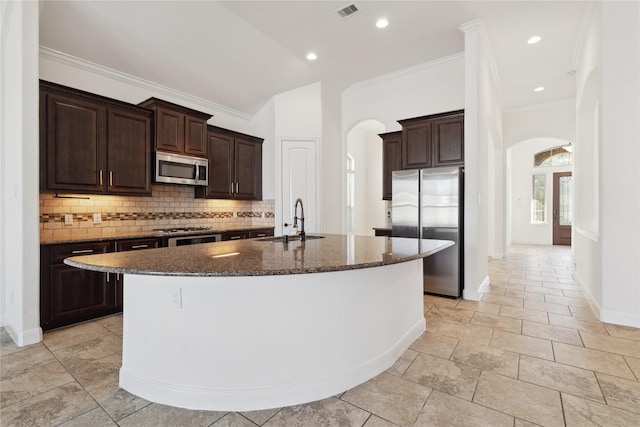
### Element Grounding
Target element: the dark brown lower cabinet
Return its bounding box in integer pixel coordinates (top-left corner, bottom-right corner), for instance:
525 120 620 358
40 241 118 331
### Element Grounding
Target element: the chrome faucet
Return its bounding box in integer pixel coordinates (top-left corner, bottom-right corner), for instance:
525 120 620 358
293 198 306 241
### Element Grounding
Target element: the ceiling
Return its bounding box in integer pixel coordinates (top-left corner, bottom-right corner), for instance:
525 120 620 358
39 1 588 116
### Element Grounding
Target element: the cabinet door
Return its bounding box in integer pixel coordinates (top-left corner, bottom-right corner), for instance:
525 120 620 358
41 241 115 330
381 133 402 200
433 116 464 166
107 108 152 195
46 93 107 193
204 132 234 198
234 138 263 200
155 107 185 153
402 121 432 169
184 116 208 157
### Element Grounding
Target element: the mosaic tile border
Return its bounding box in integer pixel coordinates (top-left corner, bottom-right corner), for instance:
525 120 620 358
40 211 275 223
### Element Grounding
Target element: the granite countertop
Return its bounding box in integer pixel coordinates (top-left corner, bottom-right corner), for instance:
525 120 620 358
65 234 453 277
40 225 275 245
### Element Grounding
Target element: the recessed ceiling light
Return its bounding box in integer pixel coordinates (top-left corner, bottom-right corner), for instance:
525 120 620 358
534 86 545 92
528 36 542 44
306 52 317 61
376 18 389 29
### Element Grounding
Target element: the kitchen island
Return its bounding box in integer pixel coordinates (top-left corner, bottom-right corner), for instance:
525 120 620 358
66 234 453 411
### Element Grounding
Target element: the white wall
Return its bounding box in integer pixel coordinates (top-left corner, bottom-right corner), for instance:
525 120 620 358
0 0 41 345
39 51 253 133
346 121 386 236
251 98 275 200
503 101 576 148
342 54 465 134
508 138 572 245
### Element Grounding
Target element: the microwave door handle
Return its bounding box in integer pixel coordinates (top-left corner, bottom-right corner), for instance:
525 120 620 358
194 163 199 181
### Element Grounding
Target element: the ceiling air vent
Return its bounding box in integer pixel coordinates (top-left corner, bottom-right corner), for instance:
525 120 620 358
336 4 359 19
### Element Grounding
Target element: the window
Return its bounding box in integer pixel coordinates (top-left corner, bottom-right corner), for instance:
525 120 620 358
531 174 546 223
534 145 572 167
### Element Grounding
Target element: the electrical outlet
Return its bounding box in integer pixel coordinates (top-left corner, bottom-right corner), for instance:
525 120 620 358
168 287 182 309
64 214 73 225
93 213 102 224
233 211 238 219
261 212 265 219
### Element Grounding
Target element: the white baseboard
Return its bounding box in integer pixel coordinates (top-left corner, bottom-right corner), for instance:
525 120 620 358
463 275 488 301
5 321 42 347
575 272 640 328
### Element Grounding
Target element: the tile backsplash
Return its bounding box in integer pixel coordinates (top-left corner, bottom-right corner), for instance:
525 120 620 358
40 184 275 240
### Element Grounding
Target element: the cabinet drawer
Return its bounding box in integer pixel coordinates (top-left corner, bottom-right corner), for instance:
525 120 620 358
221 231 249 241
116 238 162 252
249 229 274 238
50 241 112 264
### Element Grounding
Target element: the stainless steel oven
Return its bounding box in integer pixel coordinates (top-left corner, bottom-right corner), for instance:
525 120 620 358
167 234 222 247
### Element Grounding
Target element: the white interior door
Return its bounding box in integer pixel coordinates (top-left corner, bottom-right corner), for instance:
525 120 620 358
281 139 317 235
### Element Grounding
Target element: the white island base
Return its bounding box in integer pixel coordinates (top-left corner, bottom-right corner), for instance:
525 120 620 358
119 259 426 411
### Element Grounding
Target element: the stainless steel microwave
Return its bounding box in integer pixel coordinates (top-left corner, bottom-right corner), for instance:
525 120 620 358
155 152 208 186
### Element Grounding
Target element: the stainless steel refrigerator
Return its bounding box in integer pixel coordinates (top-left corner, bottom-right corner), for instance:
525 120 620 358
391 167 464 297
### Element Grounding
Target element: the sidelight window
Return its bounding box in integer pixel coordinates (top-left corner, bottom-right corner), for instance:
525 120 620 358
531 174 546 223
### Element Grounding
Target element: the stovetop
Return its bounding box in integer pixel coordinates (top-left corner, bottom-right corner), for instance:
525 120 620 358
152 227 213 234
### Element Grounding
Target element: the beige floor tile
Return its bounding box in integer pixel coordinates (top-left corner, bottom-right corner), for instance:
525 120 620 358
409 331 459 359
514 418 542 426
596 373 640 414
43 322 110 351
562 393 640 427
1 344 55 378
58 408 118 427
481 294 524 308
473 371 564 426
523 299 571 316
450 341 519 378
498 306 549 324
542 281 579 291
240 407 282 425
518 355 604 402
604 323 640 341
386 349 419 376
65 353 122 391
562 290 586 299
569 305 599 320
340 373 431 427
118 403 226 427
580 330 640 358
490 330 554 360
545 294 590 308
548 313 609 335
480 287 507 296
0 329 28 357
455 299 501 315
509 278 543 286
624 355 640 380
426 305 474 324
96 314 124 336
424 295 459 307
504 289 545 301
434 321 494 346
0 382 98 427
53 334 123 370
415 390 513 427
553 342 636 380
402 353 480 401
88 381 150 421
212 412 258 426
524 285 565 296
424 314 446 332
521 321 583 346
470 312 522 334
363 415 398 426
0 359 75 408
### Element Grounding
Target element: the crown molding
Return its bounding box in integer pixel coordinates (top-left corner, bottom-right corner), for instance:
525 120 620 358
348 52 464 90
39 46 252 121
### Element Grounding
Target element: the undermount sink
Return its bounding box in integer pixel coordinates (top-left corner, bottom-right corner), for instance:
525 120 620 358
255 235 325 242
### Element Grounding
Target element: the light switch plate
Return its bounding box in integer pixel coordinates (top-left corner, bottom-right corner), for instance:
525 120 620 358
64 214 73 225
168 287 182 309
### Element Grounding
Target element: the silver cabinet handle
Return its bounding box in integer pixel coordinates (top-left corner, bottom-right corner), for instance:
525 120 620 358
99 170 103 186
71 249 94 254
106 272 110 283
256 233 266 237
230 236 242 240
235 182 239 193
130 244 149 249
230 182 234 194
109 171 113 187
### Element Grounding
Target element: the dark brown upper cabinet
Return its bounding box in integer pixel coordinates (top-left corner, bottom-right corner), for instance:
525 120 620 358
379 131 402 200
40 81 153 196
195 126 263 200
138 98 211 158
398 110 464 170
